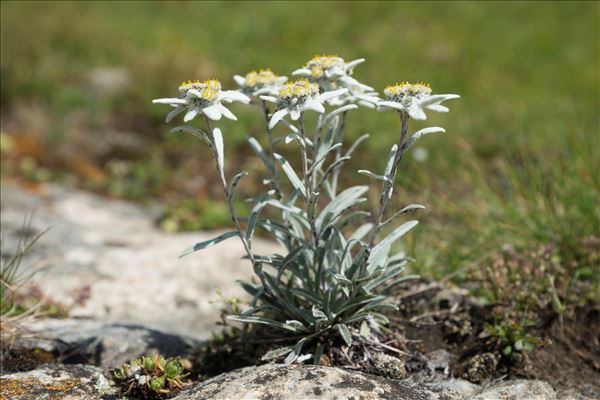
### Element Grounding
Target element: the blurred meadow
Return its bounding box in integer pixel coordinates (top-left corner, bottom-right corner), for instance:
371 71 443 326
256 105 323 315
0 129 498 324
1 1 598 300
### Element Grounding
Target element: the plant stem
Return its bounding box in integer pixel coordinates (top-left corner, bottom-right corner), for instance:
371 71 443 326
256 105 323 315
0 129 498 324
203 115 255 264
300 113 322 291
261 100 282 198
311 114 324 193
330 111 348 196
299 114 319 247
362 111 409 273
298 114 311 201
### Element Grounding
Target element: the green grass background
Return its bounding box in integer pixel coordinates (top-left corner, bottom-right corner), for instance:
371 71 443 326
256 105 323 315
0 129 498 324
1 1 598 287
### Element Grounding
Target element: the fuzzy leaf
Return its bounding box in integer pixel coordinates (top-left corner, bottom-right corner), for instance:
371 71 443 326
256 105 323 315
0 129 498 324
236 279 260 296
284 338 307 365
274 153 306 198
336 324 353 347
382 204 426 226
360 321 371 338
316 185 369 229
318 156 352 188
285 133 306 148
384 144 398 177
289 288 324 305
171 125 211 145
310 143 342 175
246 196 270 249
325 104 358 121
213 128 226 184
228 171 248 202
313 343 325 365
363 264 408 291
400 127 445 154
358 169 390 182
247 136 275 173
312 306 328 320
335 294 385 316
276 246 305 282
349 223 374 243
337 210 371 228
261 346 293 361
226 315 300 332
180 231 239 258
368 220 419 268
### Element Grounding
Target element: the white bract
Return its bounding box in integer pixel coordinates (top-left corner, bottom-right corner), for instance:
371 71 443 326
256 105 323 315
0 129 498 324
153 79 250 122
329 88 380 109
377 81 460 120
293 55 372 92
261 79 347 128
234 69 287 97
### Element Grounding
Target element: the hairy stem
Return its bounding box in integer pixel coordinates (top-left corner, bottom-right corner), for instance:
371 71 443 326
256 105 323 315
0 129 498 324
362 111 409 273
311 114 324 193
203 115 255 263
299 114 319 246
298 114 311 201
330 111 348 196
299 113 322 290
261 100 282 198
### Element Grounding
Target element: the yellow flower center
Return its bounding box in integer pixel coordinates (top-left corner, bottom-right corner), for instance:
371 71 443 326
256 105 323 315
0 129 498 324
178 79 221 101
306 55 345 79
201 79 221 101
384 81 431 100
279 79 319 100
178 80 202 93
244 69 280 87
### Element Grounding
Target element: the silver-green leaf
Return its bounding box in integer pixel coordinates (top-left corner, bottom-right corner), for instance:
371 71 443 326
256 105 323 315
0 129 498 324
247 136 275 173
180 231 239 258
212 128 226 184
274 153 306 198
336 324 353 347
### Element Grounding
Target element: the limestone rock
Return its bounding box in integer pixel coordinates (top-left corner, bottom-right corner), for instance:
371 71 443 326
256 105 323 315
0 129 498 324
0 183 279 339
473 379 557 400
0 363 118 400
14 318 201 369
173 363 466 400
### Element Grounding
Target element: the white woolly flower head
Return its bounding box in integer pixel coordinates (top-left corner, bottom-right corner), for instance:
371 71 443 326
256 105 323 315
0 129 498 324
260 78 347 128
293 54 373 94
153 78 250 122
233 69 287 97
377 81 460 120
278 79 320 107
384 81 432 102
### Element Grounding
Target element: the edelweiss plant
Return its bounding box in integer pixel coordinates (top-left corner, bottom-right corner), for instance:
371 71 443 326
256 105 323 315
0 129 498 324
153 55 459 364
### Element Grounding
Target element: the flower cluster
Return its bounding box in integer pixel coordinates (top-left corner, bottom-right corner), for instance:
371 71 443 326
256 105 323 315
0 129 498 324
153 55 460 366
153 78 250 122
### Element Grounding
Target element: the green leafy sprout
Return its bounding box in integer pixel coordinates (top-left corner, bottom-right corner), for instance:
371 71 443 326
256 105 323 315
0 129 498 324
113 354 186 396
484 317 542 360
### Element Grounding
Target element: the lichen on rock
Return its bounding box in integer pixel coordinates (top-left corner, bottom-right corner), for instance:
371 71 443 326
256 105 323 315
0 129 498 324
0 363 118 400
